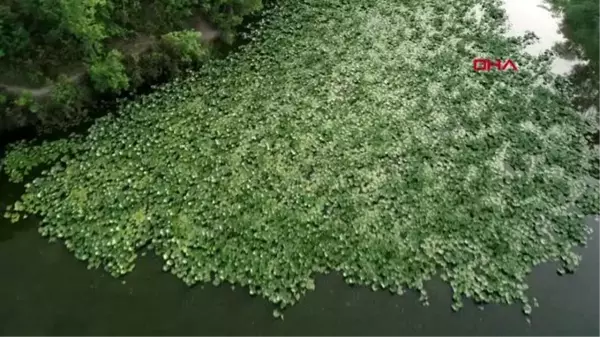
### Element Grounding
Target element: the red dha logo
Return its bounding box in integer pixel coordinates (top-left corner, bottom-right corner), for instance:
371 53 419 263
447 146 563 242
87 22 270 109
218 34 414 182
473 58 518 72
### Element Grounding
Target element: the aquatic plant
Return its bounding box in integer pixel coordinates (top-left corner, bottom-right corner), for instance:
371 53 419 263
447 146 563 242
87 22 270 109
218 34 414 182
2 0 598 318
2 136 86 183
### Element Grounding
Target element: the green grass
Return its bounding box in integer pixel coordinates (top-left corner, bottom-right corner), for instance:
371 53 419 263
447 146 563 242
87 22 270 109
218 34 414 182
3 0 599 317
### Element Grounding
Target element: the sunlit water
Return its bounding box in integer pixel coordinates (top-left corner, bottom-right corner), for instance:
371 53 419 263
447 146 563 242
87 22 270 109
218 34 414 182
502 0 586 74
0 0 598 335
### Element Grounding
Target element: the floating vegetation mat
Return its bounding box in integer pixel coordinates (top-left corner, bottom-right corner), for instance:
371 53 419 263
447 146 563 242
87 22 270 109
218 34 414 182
3 0 599 316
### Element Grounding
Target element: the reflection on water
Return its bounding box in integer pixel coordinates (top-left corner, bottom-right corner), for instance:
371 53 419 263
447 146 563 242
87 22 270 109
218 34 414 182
503 0 599 149
502 0 585 74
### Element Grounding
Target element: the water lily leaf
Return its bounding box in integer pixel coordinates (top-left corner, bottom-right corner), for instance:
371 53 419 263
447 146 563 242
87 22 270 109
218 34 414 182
2 0 597 320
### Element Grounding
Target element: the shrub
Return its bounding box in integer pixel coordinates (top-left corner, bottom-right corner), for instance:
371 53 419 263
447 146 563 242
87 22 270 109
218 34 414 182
161 30 207 65
50 75 86 108
88 49 130 93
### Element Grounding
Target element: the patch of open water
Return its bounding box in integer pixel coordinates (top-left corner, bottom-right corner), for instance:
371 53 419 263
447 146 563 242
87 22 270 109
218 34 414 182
502 0 586 74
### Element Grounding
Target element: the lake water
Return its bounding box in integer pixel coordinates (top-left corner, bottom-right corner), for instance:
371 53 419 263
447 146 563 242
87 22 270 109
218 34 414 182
0 0 598 335
502 0 585 74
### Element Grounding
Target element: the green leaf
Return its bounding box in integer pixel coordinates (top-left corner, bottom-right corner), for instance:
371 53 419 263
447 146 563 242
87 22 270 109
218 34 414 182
2 0 597 321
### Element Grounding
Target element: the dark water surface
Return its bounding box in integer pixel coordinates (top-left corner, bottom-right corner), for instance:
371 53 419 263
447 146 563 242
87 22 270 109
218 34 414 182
0 173 598 335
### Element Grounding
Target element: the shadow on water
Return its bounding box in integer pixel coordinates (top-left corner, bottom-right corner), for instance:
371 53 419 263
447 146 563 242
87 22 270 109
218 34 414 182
0 0 599 335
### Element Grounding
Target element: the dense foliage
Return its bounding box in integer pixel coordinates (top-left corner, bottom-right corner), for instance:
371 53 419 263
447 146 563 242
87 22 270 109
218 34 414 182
566 1 599 68
3 0 599 318
1 136 85 183
0 0 262 69
549 0 600 107
0 0 264 135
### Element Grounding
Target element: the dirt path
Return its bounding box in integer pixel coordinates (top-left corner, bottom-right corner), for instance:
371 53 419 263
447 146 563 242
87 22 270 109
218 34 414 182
0 15 220 100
